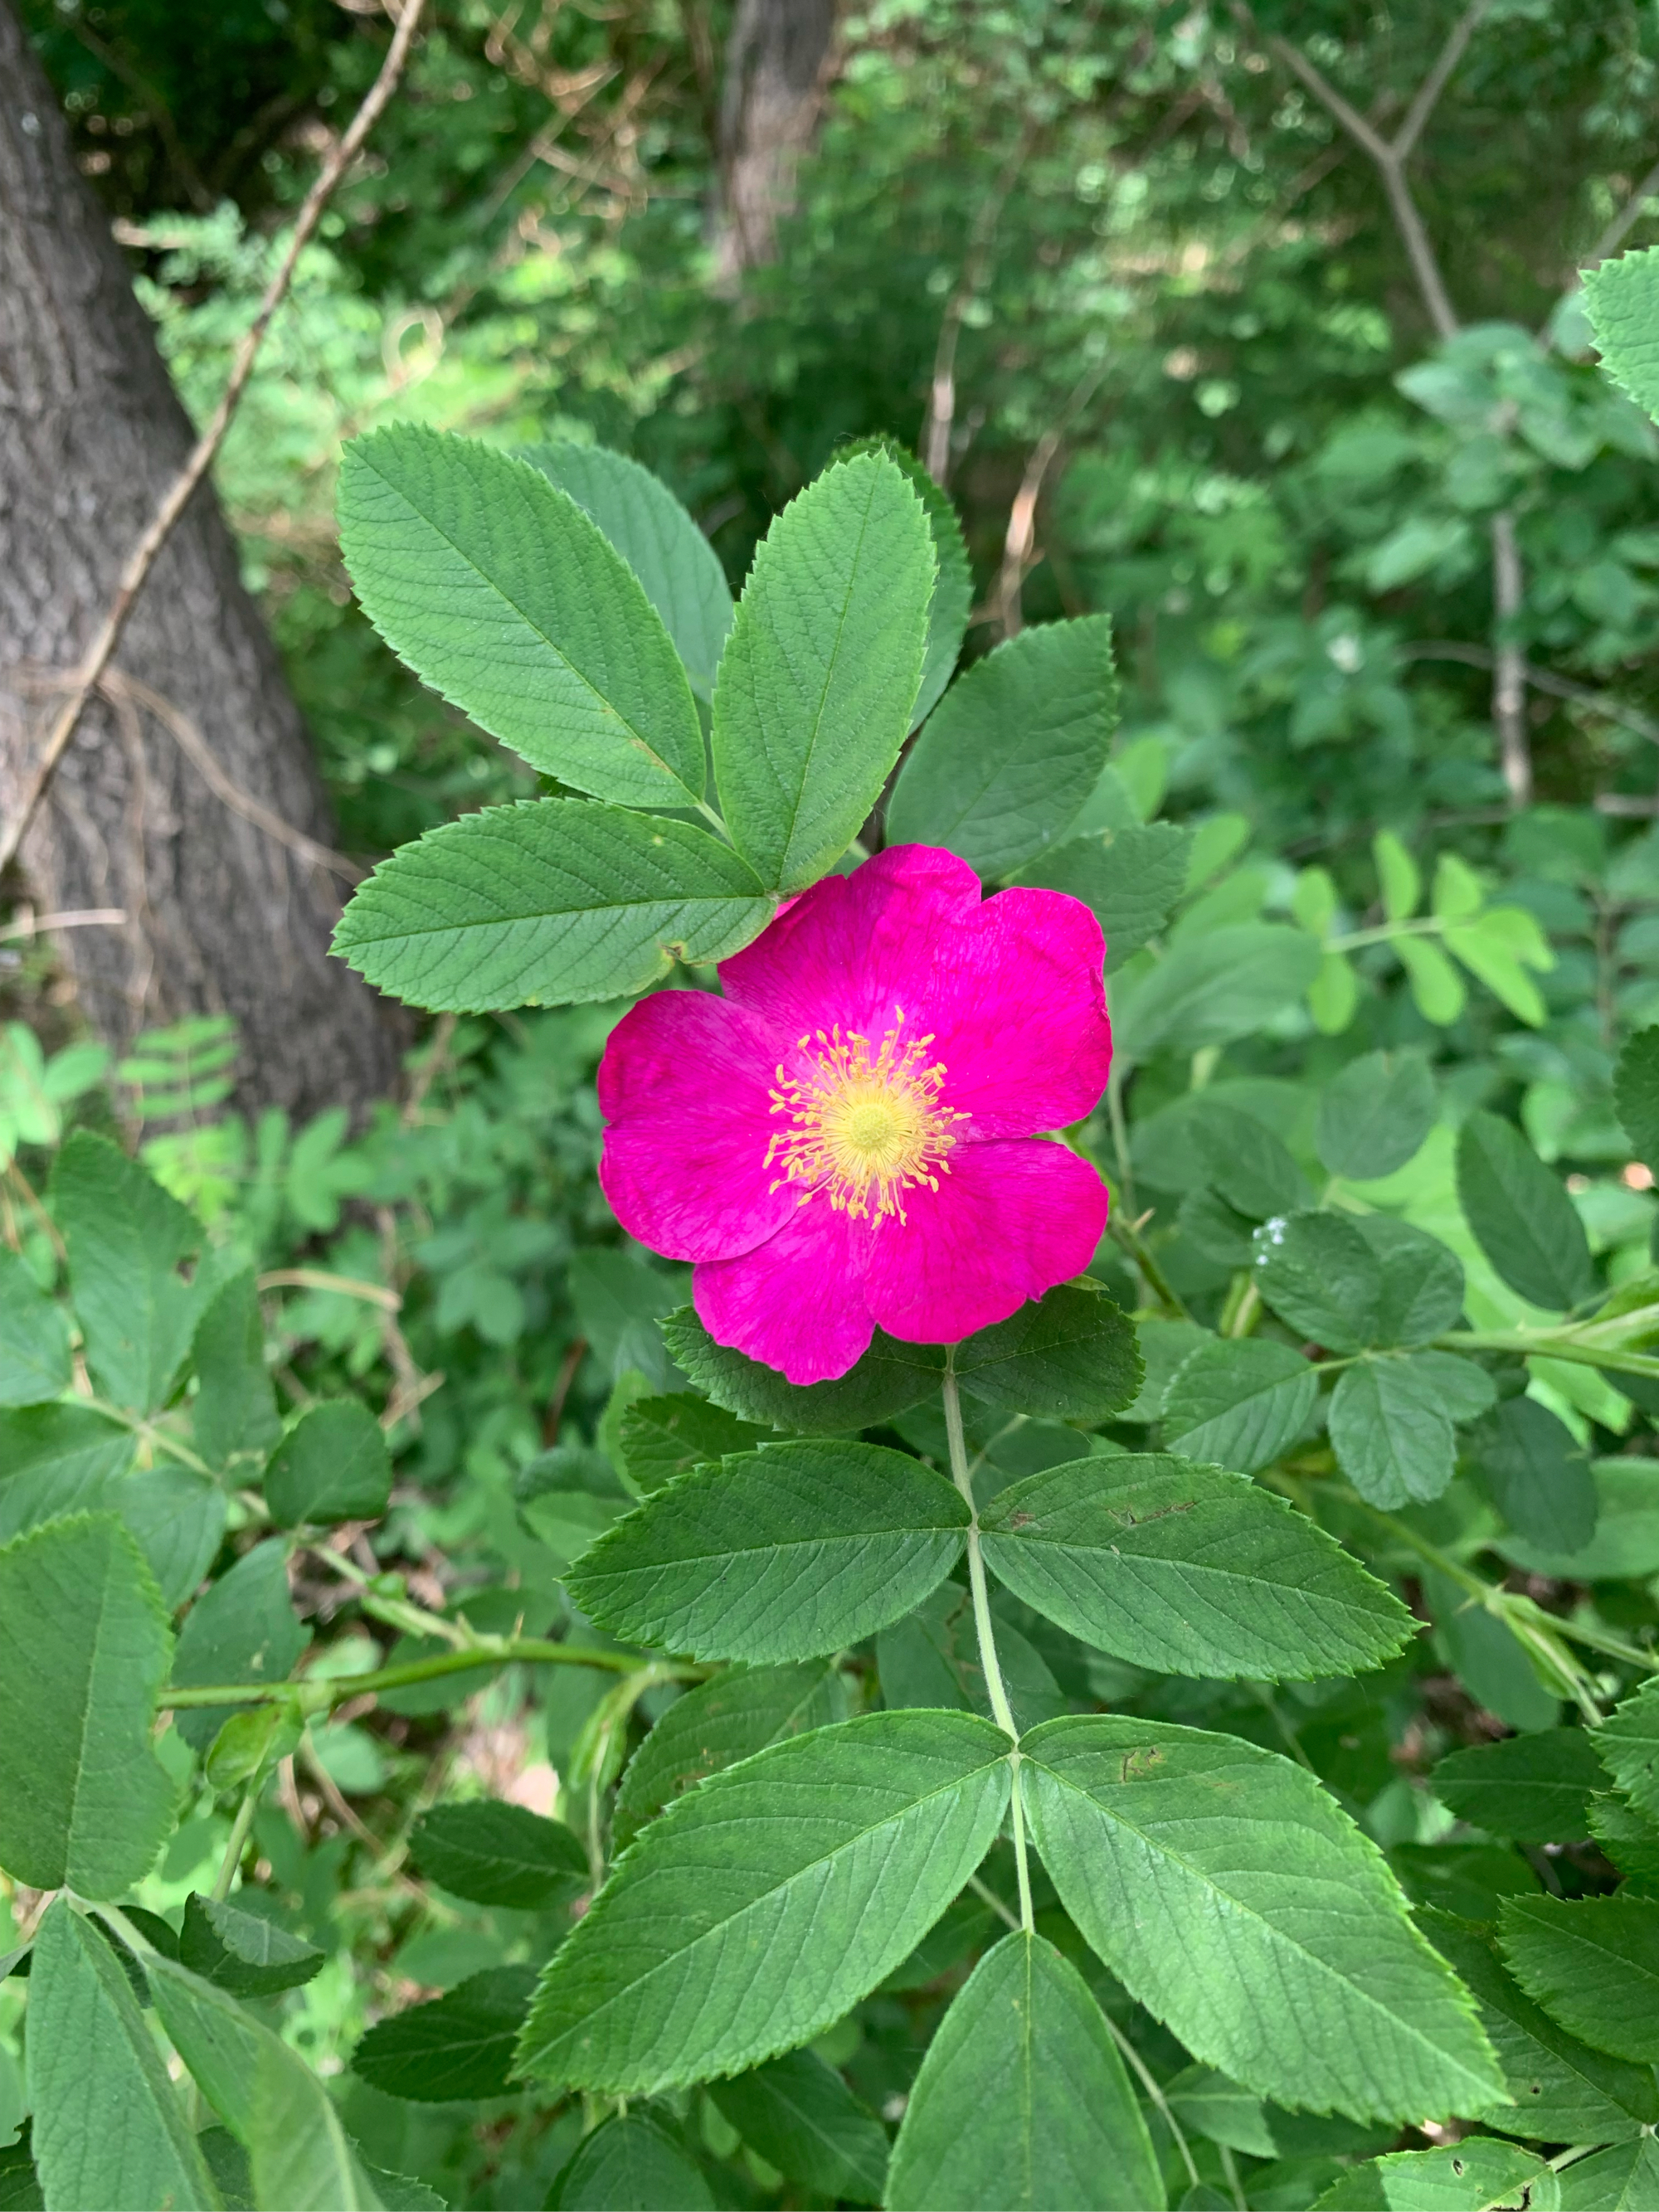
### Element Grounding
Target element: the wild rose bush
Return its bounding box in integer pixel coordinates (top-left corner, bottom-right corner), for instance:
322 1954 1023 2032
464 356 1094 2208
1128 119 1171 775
14 254 1659 2210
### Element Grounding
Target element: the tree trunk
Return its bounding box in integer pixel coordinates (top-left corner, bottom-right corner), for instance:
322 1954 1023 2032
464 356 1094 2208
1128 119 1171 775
713 0 838 281
0 1 403 1118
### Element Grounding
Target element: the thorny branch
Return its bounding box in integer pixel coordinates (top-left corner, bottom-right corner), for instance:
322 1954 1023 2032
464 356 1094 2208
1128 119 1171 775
0 0 429 879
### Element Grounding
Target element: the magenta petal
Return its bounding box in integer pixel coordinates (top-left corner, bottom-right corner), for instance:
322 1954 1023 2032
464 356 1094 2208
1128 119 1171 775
693 1202 877 1383
863 1139 1108 1343
719 844 983 1038
598 989 791 1262
923 887 1112 1140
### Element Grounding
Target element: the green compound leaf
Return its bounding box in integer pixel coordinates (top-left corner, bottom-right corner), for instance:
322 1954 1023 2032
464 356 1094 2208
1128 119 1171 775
710 2049 888 2206
517 1709 1011 2093
876 1582 1067 1733
333 799 772 1014
836 435 971 730
1556 2138 1659 2211
1316 1053 1437 1182
0 1247 69 1407
1328 1357 1457 1509
1500 1894 1659 2063
1418 1908 1657 2142
148 1952 384 2208
409 1801 588 1910
886 1930 1162 2212
170 1537 309 1754
353 1967 538 2103
179 1894 324 1997
1020 1716 1505 2122
888 615 1118 879
1596 1675 1659 1823
1252 1209 1382 1351
1431 1730 1604 1843
1311 2139 1554 2210
0 1403 134 1543
616 1392 770 1494
614 1660 849 1848
339 425 704 806
1014 821 1191 975
1465 1395 1595 1553
712 450 935 891
1614 1024 1659 1169
191 1270 281 1470
1497 1456 1659 1581
263 1399 391 1528
980 1453 1412 1682
51 1129 204 1412
1190 1104 1312 1223
1112 923 1321 1062
660 1306 943 1432
0 1514 174 1897
1270 1220 1407 1364
520 440 732 701
27 1905 219 2212
1589 1791 1659 1890
566 1441 968 1662
1160 1336 1319 1473
547 2114 714 2212
1456 1110 1597 1313
953 1280 1142 1422
1584 245 1659 425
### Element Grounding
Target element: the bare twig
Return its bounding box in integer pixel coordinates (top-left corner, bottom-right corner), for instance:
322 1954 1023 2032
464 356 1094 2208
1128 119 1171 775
1230 0 1486 342
0 907 126 943
17 667 361 882
1403 639 1659 748
1232 3 1543 803
922 117 1044 484
0 0 428 878
1582 153 1659 273
995 356 1109 638
1489 513 1530 804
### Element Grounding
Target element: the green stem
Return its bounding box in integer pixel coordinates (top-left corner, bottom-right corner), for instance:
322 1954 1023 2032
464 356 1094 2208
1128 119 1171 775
1108 1211 1190 1321
85 1398 214 1478
160 1637 654 1715
212 1780 261 1902
1317 1484 1653 1681
1327 915 1448 953
1439 1329 1659 1382
1099 2010 1200 2192
942 1362 1034 1934
314 1545 473 1650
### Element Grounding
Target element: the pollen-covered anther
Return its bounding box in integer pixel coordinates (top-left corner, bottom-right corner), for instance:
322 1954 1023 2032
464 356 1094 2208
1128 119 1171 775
764 1009 968 1224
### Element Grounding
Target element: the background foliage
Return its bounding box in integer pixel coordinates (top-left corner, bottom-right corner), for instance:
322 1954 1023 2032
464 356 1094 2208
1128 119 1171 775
12 2 1659 2206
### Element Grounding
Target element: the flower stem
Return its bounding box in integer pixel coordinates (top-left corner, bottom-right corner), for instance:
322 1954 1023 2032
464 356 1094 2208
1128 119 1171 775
942 1361 1034 1933
159 1636 659 1715
212 1778 261 1902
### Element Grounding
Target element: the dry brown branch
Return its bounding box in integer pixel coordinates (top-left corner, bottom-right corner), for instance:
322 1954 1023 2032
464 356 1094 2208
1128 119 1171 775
0 0 428 878
995 357 1109 639
0 906 126 942
1230 0 1486 342
16 666 362 884
922 119 1043 485
1230 4 1543 805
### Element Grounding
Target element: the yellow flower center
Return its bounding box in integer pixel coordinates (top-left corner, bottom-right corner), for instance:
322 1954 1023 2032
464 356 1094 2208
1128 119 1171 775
765 1011 967 1226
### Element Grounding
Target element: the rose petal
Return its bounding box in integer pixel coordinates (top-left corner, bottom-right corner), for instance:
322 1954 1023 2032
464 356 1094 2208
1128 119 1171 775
720 844 982 1039
863 1138 1108 1342
693 1201 877 1384
599 989 791 1262
920 886 1112 1140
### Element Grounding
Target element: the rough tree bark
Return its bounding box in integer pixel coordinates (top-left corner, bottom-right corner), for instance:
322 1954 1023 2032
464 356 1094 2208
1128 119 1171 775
713 0 838 281
0 2 402 1116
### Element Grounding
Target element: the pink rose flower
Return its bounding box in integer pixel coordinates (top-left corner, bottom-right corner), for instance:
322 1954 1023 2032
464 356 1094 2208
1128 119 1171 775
597 845 1113 1384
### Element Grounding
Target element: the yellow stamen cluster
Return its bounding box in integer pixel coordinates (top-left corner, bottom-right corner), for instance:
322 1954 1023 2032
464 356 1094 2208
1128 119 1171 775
765 1010 966 1226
